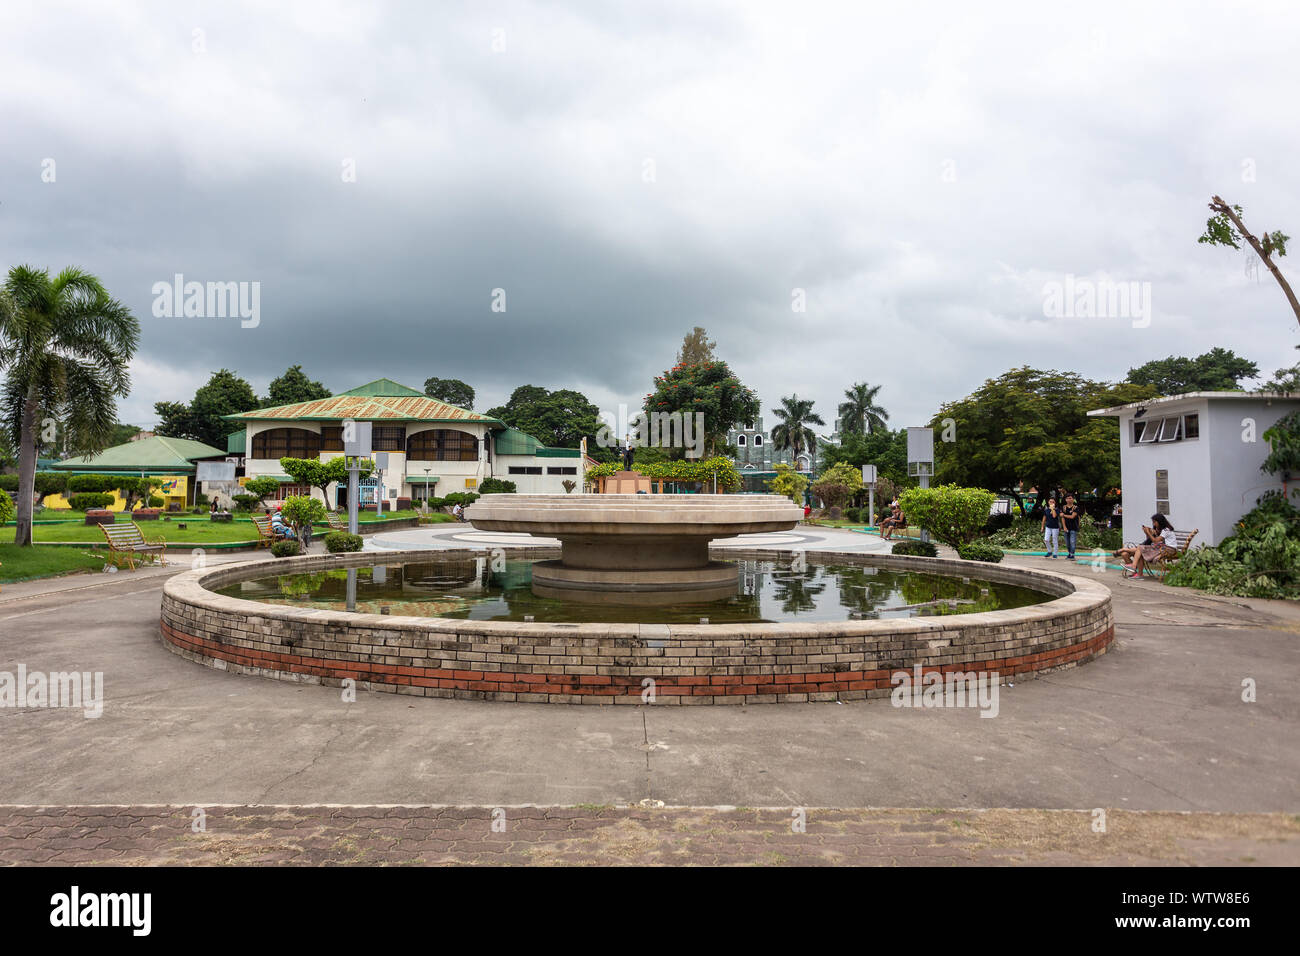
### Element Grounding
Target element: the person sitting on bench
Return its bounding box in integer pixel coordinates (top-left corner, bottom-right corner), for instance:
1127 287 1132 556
1119 513 1177 577
880 504 906 540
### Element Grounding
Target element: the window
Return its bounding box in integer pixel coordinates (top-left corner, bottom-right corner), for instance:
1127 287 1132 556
1134 411 1199 445
753 435 763 446
372 426 405 451
1135 419 1159 444
1183 413 1199 439
320 426 343 451
275 483 310 500
1157 416 1182 442
737 435 746 446
508 466 543 475
252 428 320 460
406 429 478 461
1155 469 1170 515
547 467 577 475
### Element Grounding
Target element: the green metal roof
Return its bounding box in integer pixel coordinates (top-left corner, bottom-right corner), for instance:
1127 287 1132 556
535 447 581 458
226 430 247 454
493 427 543 456
52 436 226 472
338 378 426 398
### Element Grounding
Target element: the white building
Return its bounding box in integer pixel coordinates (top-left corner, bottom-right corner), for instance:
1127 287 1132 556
1088 391 1299 546
225 378 590 507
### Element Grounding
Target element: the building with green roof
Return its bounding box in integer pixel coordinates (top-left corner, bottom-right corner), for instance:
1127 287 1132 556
49 435 227 509
223 379 592 507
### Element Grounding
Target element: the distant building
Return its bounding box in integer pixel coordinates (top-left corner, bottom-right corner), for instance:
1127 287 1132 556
726 416 835 493
1087 391 1300 547
50 435 228 509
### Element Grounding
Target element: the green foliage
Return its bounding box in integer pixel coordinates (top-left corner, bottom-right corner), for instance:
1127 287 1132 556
270 540 299 559
984 513 1120 552
279 457 371 508
0 474 16 492
486 385 610 460
892 539 938 557
154 369 259 448
265 365 331 406
33 472 67 498
442 492 480 507
932 367 1155 512
898 485 996 549
837 382 889 436
820 427 912 490
585 456 742 491
0 489 14 525
1166 493 1300 599
1126 348 1259 395
561 479 577 493
1261 411 1300 479
423 376 475 409
231 494 260 512
769 394 824 463
810 477 852 511
676 327 717 366
67 493 114 510
478 477 516 494
957 541 1004 563
66 474 119 493
147 495 165 508
243 476 282 508
766 462 808 503
279 494 326 532
643 359 760 458
324 531 363 553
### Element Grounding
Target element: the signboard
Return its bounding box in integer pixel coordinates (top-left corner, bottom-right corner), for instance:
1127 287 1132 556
196 461 237 482
344 421 372 457
373 452 390 471
157 476 187 498
907 427 934 477
861 464 877 486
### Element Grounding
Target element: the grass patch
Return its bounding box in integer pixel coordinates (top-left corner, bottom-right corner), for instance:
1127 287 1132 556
5 520 259 545
0 543 106 582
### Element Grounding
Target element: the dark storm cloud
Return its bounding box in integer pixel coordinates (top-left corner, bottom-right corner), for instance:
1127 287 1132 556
2 0 1297 433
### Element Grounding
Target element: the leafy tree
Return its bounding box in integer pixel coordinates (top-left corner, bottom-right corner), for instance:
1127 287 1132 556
243 476 282 511
0 266 139 546
108 422 141 446
1262 347 1300 394
423 377 475 410
154 369 259 448
0 489 14 525
279 494 326 541
819 427 911 490
931 367 1155 515
1126 347 1259 395
766 462 808 503
1261 411 1300 501
770 395 824 465
478 477 516 494
487 385 611 459
676 327 717 366
837 382 889 436
643 359 759 459
279 456 372 510
1199 195 1298 328
265 365 331 406
899 485 996 549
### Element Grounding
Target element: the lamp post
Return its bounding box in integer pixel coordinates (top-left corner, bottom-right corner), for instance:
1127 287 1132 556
423 468 431 510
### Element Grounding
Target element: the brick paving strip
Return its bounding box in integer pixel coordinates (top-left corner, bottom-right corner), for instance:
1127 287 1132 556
1 806 1297 866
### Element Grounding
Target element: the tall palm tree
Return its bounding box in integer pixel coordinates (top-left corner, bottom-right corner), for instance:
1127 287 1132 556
770 395 824 467
1 266 139 546
837 382 889 436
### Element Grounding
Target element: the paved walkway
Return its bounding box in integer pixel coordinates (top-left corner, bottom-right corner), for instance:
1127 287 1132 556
3 806 1296 866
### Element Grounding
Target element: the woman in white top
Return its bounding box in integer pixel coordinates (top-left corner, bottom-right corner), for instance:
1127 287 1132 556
1123 513 1178 577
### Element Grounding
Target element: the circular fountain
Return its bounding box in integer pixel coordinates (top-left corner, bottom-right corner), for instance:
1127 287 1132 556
464 493 804 604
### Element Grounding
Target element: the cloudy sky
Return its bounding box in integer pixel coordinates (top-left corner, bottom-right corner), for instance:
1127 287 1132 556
3 0 1298 434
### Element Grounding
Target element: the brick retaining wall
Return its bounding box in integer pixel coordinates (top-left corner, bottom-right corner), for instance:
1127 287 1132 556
160 548 1114 705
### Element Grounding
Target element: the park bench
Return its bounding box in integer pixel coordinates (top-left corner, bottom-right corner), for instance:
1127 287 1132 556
326 511 347 532
1146 528 1199 578
99 522 166 570
251 513 289 548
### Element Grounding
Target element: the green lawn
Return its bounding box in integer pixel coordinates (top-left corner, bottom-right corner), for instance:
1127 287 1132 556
0 543 107 583
4 519 260 545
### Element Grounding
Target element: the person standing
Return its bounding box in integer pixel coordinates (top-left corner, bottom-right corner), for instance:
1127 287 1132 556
1060 494 1080 561
1040 497 1061 558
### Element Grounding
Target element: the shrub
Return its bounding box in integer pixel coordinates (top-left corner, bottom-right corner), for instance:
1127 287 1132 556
957 541 1004 563
478 477 516 494
324 531 363 553
195 492 209 507
243 476 283 509
280 494 326 533
232 494 260 512
985 513 1120 552
0 475 18 493
67 474 120 493
270 540 300 558
766 463 808 503
33 472 68 499
892 539 938 557
982 511 1014 534
148 495 165 508
1165 492 1300 599
68 493 114 511
898 485 995 549
0 489 14 524
562 479 577 493
443 492 480 507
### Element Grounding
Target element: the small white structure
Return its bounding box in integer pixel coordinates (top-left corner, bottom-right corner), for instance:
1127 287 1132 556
1088 392 1299 547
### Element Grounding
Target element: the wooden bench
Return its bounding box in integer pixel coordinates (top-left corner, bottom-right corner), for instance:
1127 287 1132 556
100 522 166 570
251 514 289 548
326 511 347 532
1147 528 1198 577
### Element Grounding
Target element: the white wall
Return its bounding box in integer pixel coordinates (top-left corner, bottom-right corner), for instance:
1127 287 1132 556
493 455 584 494
1116 399 1210 546
1206 398 1297 542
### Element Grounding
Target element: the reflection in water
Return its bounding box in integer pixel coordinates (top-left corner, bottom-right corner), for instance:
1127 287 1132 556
218 557 1047 625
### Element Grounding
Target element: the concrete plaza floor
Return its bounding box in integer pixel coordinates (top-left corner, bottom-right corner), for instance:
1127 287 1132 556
1 526 1297 864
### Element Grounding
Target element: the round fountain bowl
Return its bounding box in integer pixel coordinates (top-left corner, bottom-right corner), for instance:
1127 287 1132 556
465 493 803 604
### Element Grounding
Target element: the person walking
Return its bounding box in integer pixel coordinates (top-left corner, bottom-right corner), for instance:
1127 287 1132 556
1060 494 1080 561
1040 497 1061 558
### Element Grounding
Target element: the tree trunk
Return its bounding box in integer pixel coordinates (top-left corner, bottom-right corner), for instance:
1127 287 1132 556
1213 196 1300 329
15 393 38 547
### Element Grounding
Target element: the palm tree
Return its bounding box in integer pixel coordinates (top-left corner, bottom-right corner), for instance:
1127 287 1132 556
837 382 889 436
1 266 139 546
770 395 825 468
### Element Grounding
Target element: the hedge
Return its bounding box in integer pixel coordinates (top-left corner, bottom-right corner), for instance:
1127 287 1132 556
957 541 1005 563
324 532 363 553
892 539 938 558
67 493 115 511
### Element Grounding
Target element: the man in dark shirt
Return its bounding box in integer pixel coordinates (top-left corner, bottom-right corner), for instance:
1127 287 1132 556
1060 494 1081 560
